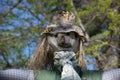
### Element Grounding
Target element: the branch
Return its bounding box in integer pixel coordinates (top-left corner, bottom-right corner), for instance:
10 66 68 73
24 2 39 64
2 0 22 17
0 36 15 41
89 39 120 51
0 51 12 68
85 15 96 26
26 7 41 21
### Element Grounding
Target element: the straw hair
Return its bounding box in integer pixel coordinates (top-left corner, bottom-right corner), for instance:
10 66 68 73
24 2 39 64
28 37 54 70
78 40 86 70
28 36 86 70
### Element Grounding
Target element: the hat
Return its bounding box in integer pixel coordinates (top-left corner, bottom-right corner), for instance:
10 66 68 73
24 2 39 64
41 24 87 42
41 11 88 42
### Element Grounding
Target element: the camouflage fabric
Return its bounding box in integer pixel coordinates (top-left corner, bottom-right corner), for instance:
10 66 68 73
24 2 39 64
41 24 87 42
54 51 81 80
34 70 60 80
82 70 102 80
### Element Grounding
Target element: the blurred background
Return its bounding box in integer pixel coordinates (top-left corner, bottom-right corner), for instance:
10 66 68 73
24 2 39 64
0 0 120 70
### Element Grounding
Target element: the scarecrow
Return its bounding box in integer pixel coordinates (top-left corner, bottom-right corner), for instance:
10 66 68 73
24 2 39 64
28 10 87 80
0 11 120 80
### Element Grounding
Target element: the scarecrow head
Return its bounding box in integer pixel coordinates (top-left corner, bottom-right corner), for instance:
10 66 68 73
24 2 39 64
28 11 88 70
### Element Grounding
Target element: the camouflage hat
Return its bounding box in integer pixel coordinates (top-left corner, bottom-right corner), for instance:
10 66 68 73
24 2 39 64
41 24 86 42
41 11 88 42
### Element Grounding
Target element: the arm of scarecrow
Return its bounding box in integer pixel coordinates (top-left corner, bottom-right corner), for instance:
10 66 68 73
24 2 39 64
0 69 34 80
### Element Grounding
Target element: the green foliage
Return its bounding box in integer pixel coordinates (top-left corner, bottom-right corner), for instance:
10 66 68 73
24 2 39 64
77 0 120 69
107 10 120 35
85 41 108 57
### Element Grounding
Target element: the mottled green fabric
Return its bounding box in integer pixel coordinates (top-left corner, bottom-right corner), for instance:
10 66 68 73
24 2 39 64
34 67 103 80
35 70 61 80
82 70 103 80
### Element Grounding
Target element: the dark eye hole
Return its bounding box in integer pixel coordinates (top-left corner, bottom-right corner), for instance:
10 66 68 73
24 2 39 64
66 33 70 36
54 34 58 37
75 33 78 38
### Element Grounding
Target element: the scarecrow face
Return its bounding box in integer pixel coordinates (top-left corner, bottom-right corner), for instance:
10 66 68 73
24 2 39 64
47 32 80 52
